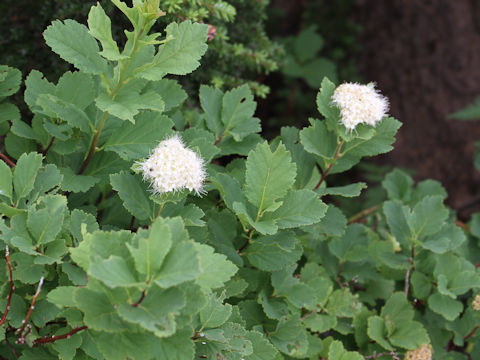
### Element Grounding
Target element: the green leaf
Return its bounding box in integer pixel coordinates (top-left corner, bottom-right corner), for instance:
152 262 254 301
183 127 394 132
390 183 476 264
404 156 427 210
449 97 480 120
47 286 77 308
73 288 130 332
13 152 43 203
270 315 308 357
263 189 327 229
134 21 208 80
60 167 98 193
244 331 279 360
154 240 200 288
27 195 67 245
127 218 172 280
37 93 92 131
327 340 363 360
110 171 153 221
367 316 393 350
87 3 125 61
245 142 296 214
329 224 369 262
221 85 260 141
144 79 187 112
428 292 463 321
56 71 95 110
105 112 173 160
382 169 413 202
246 232 302 271
0 103 20 124
317 182 367 198
94 331 151 360
0 65 21 97
299 119 337 159
0 160 12 200
151 329 195 359
325 289 362 318
233 201 278 235
389 320 430 350
422 224 466 254
44 19 108 74
200 292 233 329
383 200 411 247
200 85 223 136
89 255 139 288
405 195 449 239
117 286 185 337
303 314 337 333
24 70 56 113
96 80 165 123
194 242 237 289
316 77 341 129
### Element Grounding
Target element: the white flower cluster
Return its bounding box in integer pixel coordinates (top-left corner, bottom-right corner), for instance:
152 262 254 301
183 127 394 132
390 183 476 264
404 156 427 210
331 82 389 131
138 135 206 196
404 344 433 360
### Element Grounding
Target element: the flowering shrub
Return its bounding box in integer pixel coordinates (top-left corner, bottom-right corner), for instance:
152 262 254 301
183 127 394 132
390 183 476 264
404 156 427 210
1 1 480 359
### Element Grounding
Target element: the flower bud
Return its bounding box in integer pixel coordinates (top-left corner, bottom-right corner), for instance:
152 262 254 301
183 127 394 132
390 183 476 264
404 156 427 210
332 82 389 131
473 294 480 311
138 135 206 196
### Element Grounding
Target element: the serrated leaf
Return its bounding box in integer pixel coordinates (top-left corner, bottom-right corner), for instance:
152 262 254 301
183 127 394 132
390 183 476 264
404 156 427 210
428 292 463 321
117 286 184 337
74 288 130 332
44 19 108 74
200 292 233 329
24 70 56 113
383 200 411 247
389 320 430 350
405 195 448 239
88 3 125 60
270 315 308 357
151 329 195 359
367 316 393 350
60 167 99 193
263 189 327 229
56 71 95 110
233 201 278 235
316 78 341 129
110 171 153 220
246 232 302 271
245 142 296 214
0 102 20 124
303 314 337 333
200 85 223 136
422 224 466 254
143 79 187 111
13 152 43 203
329 224 369 262
194 242 237 289
327 340 363 360
27 195 67 245
154 240 200 288
89 255 140 288
47 286 77 308
221 85 260 141
0 65 21 97
134 21 208 80
245 331 279 360
96 81 165 123
128 218 172 280
94 331 150 359
299 119 337 159
105 112 173 160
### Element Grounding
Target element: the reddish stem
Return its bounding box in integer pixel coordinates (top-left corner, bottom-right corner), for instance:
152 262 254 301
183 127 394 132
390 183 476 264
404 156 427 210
464 325 479 341
0 153 16 167
18 277 44 339
33 326 88 346
132 290 146 307
42 137 55 156
313 140 344 191
0 246 14 326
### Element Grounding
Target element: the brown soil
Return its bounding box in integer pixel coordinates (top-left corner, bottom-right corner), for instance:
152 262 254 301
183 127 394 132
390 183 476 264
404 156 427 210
355 0 480 214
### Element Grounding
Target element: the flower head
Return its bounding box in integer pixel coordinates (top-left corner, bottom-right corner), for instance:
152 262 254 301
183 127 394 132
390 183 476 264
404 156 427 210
473 294 480 311
331 82 389 131
138 135 206 196
404 344 433 360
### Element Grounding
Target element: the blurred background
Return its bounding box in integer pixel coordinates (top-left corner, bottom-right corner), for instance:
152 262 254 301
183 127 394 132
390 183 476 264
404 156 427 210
2 0 480 217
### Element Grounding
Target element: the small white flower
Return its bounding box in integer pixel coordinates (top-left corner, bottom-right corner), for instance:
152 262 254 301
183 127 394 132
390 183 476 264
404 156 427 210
331 82 389 131
138 135 206 196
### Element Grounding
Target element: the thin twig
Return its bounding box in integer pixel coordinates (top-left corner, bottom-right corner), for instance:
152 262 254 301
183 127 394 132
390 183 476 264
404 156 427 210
0 153 15 167
464 325 479 341
41 137 55 156
238 228 254 254
0 246 14 326
17 277 44 340
313 140 344 191
300 309 318 321
348 205 381 224
33 325 88 346
132 290 146 307
404 247 415 297
4 335 18 359
364 351 400 360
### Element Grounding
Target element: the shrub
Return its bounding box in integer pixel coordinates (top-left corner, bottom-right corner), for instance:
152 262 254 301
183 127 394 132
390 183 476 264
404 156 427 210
0 1 479 359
